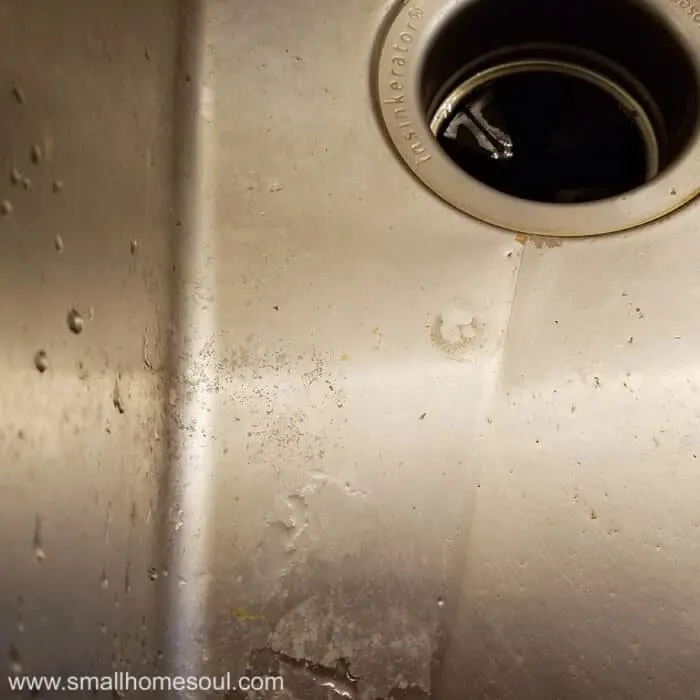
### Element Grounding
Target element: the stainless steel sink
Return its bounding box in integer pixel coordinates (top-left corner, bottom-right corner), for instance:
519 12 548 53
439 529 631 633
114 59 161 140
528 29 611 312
3 1 700 698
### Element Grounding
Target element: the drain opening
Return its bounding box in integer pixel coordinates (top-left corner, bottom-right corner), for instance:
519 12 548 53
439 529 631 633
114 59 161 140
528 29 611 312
418 0 699 204
431 60 657 203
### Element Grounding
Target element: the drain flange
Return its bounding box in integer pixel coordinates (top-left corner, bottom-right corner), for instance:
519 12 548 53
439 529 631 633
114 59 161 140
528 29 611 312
375 0 700 235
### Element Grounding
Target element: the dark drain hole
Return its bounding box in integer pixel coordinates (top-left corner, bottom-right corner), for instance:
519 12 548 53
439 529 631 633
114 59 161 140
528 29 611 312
436 70 651 204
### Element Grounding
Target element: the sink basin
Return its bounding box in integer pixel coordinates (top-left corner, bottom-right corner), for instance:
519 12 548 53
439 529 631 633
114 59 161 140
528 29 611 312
3 1 700 698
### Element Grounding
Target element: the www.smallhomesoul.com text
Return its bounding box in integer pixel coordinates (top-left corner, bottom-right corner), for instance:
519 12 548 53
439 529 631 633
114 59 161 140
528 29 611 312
8 672 285 694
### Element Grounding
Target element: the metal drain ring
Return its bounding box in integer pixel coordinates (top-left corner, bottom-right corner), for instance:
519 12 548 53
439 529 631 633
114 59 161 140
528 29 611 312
375 0 700 236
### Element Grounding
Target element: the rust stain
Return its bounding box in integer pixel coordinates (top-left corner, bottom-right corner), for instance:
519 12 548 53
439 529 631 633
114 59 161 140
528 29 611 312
514 234 563 248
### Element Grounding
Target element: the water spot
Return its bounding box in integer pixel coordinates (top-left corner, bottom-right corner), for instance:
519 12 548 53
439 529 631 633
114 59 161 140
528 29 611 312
269 182 283 193
255 650 359 700
100 623 108 635
7 644 22 675
101 569 109 590
54 235 64 253
52 180 63 193
32 516 45 562
339 353 351 361
1 200 13 215
178 576 187 587
148 567 159 582
30 145 42 165
67 309 84 334
124 564 131 594
16 597 24 634
161 566 169 578
34 350 48 373
430 309 485 361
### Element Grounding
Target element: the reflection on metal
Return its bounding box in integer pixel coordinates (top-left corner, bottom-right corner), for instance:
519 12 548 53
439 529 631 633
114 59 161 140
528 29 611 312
441 90 515 161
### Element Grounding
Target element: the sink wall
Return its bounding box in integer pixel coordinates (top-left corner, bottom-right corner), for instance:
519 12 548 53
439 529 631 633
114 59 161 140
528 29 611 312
3 1 700 698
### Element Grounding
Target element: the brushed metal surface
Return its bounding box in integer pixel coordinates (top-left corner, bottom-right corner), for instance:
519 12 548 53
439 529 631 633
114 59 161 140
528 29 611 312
2 1 700 699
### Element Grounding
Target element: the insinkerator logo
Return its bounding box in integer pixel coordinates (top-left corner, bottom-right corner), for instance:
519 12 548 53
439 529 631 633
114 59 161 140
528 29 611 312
668 0 700 23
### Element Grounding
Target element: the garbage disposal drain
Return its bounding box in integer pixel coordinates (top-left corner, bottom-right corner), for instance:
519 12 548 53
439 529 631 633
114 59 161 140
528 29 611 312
431 59 658 204
375 0 700 236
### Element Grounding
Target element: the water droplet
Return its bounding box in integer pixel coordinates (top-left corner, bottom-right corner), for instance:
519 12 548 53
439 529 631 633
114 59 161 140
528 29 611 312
148 567 159 582
437 596 445 608
67 309 84 334
1 200 13 215
178 576 187 587
112 380 125 414
52 180 63 193
54 235 64 253
7 644 22 675
161 566 169 578
30 145 42 165
101 569 109 590
170 505 184 531
32 516 45 562
99 623 108 635
11 86 25 104
33 350 49 373
130 239 138 255
16 598 25 634
269 182 283 193
10 168 31 190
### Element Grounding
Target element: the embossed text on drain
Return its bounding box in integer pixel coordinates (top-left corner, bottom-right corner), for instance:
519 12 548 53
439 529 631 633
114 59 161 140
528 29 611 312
383 7 432 166
668 0 700 23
